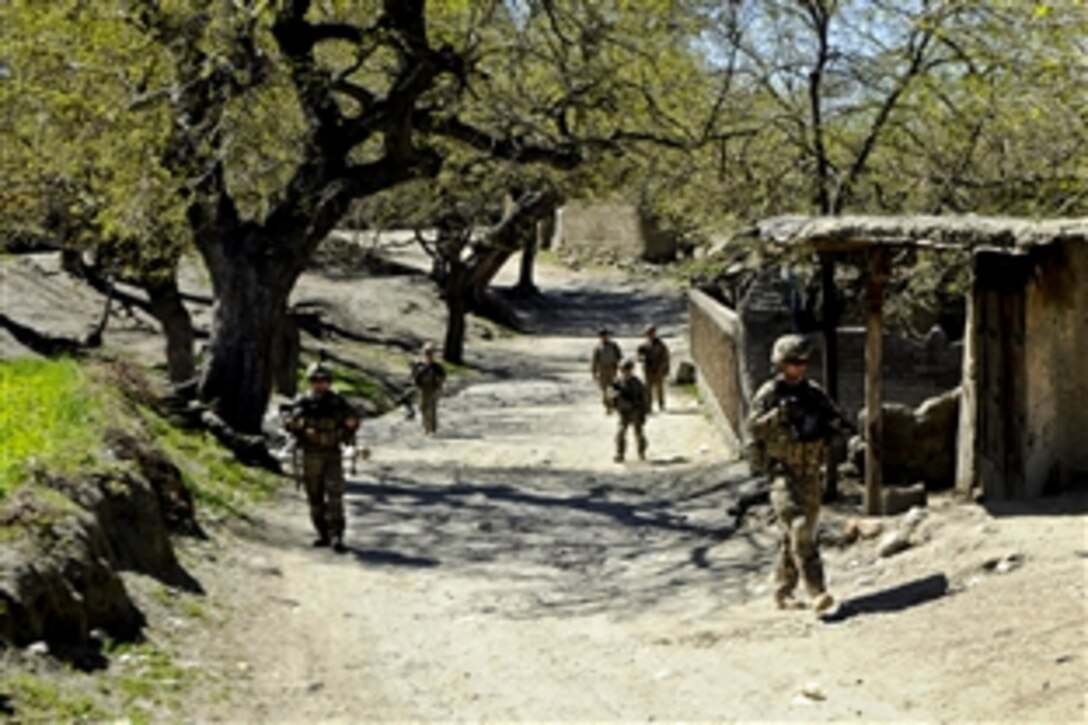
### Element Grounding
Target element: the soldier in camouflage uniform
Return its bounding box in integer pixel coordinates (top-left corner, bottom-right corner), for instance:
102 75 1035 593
637 324 670 412
284 363 360 553
748 335 850 613
412 343 447 435
591 328 623 414
610 358 650 462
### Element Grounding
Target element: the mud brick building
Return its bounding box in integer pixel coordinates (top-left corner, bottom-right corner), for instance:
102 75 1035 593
691 215 1088 509
551 201 678 263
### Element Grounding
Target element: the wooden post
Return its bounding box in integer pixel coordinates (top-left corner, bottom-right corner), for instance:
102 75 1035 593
820 254 841 501
864 248 891 515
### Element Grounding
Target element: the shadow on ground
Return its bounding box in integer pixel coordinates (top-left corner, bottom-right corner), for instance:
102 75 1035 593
821 573 950 624
337 462 777 619
496 285 686 338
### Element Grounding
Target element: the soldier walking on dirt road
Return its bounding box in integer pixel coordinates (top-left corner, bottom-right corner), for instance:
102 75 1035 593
591 328 623 414
747 335 851 613
284 363 360 554
413 343 447 435
611 358 650 463
637 324 670 412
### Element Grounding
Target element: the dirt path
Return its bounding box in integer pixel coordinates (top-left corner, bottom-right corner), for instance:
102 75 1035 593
202 265 1087 722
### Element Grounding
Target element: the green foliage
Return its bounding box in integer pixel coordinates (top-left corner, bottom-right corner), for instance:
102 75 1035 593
0 672 106 723
0 1 185 276
108 642 191 715
0 359 105 497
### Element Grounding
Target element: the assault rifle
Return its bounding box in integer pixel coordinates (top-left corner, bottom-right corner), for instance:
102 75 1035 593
277 402 303 491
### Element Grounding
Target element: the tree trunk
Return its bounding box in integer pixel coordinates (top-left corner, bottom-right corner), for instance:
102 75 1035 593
513 223 539 296
270 311 301 398
198 241 297 434
145 278 196 384
470 247 515 308
444 291 468 366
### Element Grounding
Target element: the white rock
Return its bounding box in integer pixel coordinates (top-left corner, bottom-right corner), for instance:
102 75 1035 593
247 557 284 577
878 530 912 558
26 641 49 656
800 683 826 701
995 552 1024 574
904 506 928 530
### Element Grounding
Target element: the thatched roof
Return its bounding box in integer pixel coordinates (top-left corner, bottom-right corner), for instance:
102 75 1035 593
756 215 1088 253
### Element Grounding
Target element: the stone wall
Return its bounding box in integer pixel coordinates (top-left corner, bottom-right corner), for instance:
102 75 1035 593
688 289 748 450
552 201 677 262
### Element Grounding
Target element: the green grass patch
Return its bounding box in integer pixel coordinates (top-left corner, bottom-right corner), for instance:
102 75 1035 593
296 356 398 410
0 359 106 498
140 408 280 520
103 642 193 722
1 672 107 722
442 359 474 378
333 370 387 403
679 382 699 399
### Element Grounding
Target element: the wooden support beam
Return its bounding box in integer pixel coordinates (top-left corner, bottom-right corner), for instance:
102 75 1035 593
864 248 891 515
820 254 841 502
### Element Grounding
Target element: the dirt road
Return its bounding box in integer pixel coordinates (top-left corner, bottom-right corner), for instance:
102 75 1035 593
201 265 1086 722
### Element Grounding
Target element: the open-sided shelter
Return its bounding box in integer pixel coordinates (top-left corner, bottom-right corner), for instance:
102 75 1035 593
756 215 1088 512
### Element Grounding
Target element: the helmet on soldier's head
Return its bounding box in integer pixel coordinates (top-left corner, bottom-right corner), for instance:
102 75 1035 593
306 362 333 381
621 357 636 370
422 342 436 355
771 334 811 366
644 324 656 336
598 327 611 337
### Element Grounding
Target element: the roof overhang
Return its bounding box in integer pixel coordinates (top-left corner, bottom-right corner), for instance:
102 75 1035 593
755 215 1088 254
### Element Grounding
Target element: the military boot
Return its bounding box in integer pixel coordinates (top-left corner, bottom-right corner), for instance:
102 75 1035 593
812 592 835 614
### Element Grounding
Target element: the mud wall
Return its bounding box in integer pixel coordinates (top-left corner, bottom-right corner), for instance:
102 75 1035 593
1023 240 1088 494
688 289 748 450
552 202 676 262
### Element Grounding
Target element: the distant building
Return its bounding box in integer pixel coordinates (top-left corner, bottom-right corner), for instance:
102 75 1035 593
551 201 677 263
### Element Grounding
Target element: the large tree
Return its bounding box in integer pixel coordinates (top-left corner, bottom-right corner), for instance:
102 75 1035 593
133 0 738 429
0 3 198 382
117 0 589 433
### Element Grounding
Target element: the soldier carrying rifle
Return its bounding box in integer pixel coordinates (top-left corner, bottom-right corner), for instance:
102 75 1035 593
283 362 360 554
748 334 852 614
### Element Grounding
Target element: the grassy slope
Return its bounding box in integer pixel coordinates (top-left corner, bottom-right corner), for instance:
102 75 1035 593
0 358 281 722
0 359 104 497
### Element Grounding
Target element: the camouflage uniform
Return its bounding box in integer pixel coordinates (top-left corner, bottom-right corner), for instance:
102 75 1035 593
413 359 447 434
611 371 650 461
748 374 847 604
592 338 623 412
286 388 359 546
637 335 670 411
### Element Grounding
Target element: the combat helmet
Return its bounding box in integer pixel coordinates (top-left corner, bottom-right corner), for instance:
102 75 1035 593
771 334 811 366
306 361 333 381
620 357 637 370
